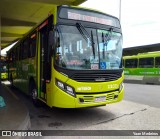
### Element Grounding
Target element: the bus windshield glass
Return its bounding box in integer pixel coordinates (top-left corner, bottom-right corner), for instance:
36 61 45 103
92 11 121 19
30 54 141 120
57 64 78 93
55 25 122 70
98 29 122 69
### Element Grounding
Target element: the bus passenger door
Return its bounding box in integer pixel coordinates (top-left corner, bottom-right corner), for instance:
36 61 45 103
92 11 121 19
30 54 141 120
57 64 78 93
39 26 47 101
38 16 53 102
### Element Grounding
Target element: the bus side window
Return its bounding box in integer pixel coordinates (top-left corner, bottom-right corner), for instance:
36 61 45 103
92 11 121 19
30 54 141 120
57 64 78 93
20 43 24 60
125 59 137 68
155 57 160 68
8 52 12 62
23 38 29 59
139 58 154 68
29 33 37 58
15 46 19 61
12 50 15 62
8 52 11 62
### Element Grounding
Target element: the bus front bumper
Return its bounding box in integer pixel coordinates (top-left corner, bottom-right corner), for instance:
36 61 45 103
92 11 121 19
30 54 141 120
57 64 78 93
75 87 124 108
51 85 124 108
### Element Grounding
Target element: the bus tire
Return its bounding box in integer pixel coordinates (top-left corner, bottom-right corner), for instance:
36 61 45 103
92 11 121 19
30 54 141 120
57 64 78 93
29 82 42 107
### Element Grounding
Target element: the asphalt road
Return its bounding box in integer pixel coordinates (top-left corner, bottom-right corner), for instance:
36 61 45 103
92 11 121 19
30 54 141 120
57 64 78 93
124 83 160 108
3 82 160 138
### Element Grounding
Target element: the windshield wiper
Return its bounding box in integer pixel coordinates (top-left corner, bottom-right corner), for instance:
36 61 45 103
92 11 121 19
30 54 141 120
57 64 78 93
102 28 113 44
91 30 95 59
76 22 95 58
102 28 113 59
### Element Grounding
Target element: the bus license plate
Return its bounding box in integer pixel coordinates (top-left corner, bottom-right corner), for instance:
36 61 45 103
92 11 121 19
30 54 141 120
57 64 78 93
94 96 106 102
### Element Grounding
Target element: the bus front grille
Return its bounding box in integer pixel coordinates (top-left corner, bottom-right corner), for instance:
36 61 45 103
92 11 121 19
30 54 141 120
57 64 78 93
71 72 121 82
78 93 115 103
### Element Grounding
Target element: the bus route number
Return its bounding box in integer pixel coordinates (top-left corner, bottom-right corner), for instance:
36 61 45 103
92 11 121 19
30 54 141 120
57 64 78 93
108 84 118 89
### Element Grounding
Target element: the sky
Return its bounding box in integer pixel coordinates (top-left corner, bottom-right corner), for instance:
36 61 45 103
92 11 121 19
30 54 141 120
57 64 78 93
81 0 160 48
1 42 17 56
1 0 160 55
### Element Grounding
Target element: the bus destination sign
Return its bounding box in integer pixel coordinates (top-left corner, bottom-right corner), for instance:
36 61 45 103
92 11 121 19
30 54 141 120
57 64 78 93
59 7 120 28
68 11 113 26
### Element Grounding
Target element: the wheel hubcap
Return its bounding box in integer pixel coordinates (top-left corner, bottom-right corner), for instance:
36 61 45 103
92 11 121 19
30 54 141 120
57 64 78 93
32 89 37 100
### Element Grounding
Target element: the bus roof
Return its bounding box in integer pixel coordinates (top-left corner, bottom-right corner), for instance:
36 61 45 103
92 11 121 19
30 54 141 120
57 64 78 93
8 5 121 53
0 0 87 49
123 51 160 59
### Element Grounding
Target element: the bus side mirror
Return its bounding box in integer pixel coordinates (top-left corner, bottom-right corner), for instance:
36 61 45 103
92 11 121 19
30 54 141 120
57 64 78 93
49 31 54 47
48 31 54 60
56 37 60 48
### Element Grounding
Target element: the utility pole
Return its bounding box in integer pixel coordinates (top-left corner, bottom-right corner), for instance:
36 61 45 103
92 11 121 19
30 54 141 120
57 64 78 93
119 0 121 22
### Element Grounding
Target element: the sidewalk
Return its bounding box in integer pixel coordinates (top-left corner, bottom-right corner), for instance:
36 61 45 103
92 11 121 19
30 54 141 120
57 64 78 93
0 81 31 131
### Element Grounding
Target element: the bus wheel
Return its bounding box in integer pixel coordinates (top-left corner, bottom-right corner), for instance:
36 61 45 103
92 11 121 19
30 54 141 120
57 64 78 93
30 82 41 107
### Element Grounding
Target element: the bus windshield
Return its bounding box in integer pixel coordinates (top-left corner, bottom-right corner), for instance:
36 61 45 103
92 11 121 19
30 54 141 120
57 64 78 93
55 25 122 70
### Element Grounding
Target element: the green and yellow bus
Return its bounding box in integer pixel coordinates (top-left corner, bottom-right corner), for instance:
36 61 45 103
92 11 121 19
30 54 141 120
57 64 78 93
123 51 160 84
7 5 124 108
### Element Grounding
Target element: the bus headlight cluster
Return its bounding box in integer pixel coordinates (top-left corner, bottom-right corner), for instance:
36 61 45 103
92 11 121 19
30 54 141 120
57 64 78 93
56 79 76 97
119 82 124 92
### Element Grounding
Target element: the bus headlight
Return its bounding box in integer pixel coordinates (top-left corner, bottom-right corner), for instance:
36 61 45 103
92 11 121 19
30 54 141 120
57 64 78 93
57 80 65 89
66 86 74 96
56 79 76 97
119 82 124 92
